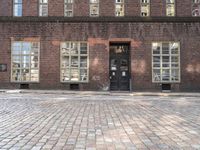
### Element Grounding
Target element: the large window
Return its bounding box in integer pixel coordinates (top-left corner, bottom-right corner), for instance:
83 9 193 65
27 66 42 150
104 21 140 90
13 0 22 16
90 0 99 17
192 0 200 16
166 0 175 16
64 0 73 17
115 0 124 16
152 42 180 83
60 42 89 82
141 0 150 17
11 42 40 82
39 0 48 16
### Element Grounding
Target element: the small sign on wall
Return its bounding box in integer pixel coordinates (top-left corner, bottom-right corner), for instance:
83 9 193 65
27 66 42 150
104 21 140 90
0 64 7 72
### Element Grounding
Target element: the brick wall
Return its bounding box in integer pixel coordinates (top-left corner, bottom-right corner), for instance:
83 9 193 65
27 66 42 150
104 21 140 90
0 22 200 91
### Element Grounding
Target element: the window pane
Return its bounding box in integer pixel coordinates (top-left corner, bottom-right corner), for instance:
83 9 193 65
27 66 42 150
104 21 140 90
166 4 175 16
61 69 70 81
171 69 179 81
170 43 179 54
80 56 87 68
40 5 48 16
90 4 99 16
12 69 21 81
71 68 79 81
162 69 170 81
14 4 22 16
62 56 70 68
71 56 78 67
70 43 78 54
21 69 30 81
153 69 161 81
80 69 87 81
152 43 161 54
80 43 87 54
115 4 124 16
153 56 160 63
22 42 31 54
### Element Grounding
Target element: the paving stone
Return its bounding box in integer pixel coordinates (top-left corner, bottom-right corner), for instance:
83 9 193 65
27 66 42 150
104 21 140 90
0 93 200 149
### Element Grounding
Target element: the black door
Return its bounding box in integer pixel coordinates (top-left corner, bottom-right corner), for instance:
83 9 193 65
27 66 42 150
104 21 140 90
110 43 130 91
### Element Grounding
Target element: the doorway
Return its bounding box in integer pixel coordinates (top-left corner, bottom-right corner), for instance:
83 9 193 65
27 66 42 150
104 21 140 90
109 43 130 91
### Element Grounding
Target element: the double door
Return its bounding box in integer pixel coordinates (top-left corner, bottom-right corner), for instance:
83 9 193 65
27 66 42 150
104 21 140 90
110 44 130 91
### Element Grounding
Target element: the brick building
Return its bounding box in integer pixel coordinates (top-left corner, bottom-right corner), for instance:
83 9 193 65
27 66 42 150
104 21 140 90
0 0 200 91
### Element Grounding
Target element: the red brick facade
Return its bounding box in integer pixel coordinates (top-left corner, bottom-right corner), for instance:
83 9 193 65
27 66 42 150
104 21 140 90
0 0 200 92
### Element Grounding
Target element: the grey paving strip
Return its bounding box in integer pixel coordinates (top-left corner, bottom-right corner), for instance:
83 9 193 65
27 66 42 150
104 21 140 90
0 94 200 149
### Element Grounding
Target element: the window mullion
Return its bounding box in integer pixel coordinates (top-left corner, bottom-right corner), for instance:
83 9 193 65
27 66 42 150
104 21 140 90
169 43 172 82
160 43 163 82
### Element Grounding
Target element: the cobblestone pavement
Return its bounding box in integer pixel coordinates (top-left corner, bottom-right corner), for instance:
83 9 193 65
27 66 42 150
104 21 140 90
0 93 200 150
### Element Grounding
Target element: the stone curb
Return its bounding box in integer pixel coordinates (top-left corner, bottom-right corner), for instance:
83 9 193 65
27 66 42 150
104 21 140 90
0 89 200 97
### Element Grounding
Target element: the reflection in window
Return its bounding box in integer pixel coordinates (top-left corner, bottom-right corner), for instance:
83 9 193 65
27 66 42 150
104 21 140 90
12 42 39 82
141 0 150 17
13 0 22 16
61 42 88 82
115 0 124 16
152 42 180 82
166 0 175 16
39 0 48 16
90 0 99 16
192 0 200 16
65 0 73 17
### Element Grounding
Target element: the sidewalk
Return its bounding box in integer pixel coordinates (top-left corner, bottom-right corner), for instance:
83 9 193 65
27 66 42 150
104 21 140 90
0 89 200 97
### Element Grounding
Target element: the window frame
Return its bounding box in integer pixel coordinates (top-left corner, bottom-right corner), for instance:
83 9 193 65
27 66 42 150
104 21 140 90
13 0 23 17
140 0 150 17
152 42 181 83
90 0 99 17
64 0 73 17
60 41 89 83
166 0 175 16
11 41 40 83
115 0 125 17
39 0 48 17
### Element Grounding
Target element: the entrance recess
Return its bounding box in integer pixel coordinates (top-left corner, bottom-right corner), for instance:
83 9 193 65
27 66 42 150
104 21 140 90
109 43 130 91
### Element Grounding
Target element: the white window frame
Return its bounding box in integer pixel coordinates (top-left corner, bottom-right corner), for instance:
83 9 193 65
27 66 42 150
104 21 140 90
166 0 175 16
60 42 89 83
64 0 73 17
152 42 180 83
90 0 99 17
13 0 22 17
39 0 48 16
192 0 200 16
11 41 40 83
115 0 125 17
140 0 150 17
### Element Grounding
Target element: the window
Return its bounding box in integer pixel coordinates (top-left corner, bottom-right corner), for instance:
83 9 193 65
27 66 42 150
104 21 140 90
61 42 89 82
152 42 180 83
141 0 150 17
39 0 48 16
90 0 99 17
65 0 73 17
166 0 175 16
115 0 124 16
192 0 200 16
13 0 22 16
11 42 40 82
